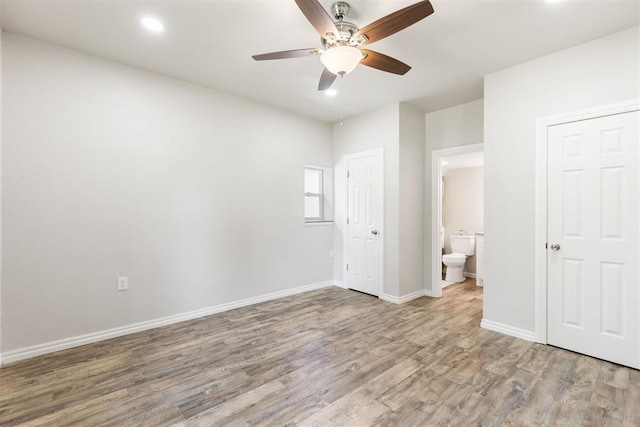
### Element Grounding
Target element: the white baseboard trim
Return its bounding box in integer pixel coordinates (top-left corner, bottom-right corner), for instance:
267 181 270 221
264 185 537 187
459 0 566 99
380 289 424 304
423 288 438 297
333 280 347 289
481 319 535 342
1 280 337 365
379 294 399 304
463 272 477 279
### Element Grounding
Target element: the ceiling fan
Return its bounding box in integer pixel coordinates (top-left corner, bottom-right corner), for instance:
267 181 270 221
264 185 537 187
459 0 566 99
252 0 434 91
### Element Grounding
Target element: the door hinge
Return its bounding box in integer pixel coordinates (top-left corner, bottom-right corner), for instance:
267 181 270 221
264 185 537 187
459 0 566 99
545 242 548 249
346 264 349 271
347 217 350 225
346 171 350 178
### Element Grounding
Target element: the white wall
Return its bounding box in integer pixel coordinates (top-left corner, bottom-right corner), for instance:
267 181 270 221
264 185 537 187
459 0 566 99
424 100 483 292
484 26 640 332
425 100 484 151
333 104 400 295
399 103 425 296
442 167 484 274
1 33 334 353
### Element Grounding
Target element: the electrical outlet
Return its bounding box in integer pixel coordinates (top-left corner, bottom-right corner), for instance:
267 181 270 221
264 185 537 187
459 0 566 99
117 276 128 291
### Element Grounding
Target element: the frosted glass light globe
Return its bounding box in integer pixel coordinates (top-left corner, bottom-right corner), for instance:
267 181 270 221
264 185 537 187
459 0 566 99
320 46 363 75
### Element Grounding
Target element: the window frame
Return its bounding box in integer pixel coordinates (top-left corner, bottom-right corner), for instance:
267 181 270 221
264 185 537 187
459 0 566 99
304 166 324 222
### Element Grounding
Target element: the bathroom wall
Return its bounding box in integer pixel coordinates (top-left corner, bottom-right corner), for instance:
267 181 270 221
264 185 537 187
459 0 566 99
442 166 484 275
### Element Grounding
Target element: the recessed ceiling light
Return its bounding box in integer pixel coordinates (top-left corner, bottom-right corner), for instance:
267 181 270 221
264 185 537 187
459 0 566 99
141 16 165 33
324 89 338 97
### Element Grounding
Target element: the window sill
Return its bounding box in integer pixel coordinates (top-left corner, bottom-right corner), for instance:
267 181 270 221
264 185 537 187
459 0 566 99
304 220 334 227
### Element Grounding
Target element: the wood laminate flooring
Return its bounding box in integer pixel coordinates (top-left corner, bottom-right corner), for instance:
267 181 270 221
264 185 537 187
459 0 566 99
1 280 638 426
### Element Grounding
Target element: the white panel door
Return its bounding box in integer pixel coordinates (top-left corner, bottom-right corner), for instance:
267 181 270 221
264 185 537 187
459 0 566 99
346 151 383 296
547 110 639 368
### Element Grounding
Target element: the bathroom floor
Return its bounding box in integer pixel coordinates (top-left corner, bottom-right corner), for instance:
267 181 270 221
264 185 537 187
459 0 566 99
442 278 474 288
442 277 480 296
442 277 482 289
441 279 455 288
441 266 479 290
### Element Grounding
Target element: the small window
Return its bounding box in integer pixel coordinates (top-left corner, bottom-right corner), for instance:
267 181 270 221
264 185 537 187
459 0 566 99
304 166 323 221
304 165 333 224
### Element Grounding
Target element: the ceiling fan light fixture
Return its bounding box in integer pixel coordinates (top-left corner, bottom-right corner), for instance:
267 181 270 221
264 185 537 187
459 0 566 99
320 46 363 75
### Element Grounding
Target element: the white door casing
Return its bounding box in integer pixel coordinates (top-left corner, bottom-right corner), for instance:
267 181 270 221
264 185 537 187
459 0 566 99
430 144 483 298
345 149 383 296
546 110 639 368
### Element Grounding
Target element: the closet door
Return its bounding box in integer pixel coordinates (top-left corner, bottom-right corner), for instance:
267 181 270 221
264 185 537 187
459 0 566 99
547 110 639 368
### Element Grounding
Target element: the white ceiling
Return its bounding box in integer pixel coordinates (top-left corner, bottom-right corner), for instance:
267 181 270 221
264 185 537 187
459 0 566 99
1 0 638 123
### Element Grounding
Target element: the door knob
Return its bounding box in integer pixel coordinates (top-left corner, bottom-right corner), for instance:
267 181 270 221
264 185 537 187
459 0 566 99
550 243 561 251
371 230 378 235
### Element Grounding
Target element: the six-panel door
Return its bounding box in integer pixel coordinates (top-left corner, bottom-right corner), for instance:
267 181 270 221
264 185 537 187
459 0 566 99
547 110 639 368
345 152 383 296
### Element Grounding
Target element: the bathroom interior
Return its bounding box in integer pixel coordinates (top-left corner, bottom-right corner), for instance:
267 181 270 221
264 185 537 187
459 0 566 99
440 151 484 290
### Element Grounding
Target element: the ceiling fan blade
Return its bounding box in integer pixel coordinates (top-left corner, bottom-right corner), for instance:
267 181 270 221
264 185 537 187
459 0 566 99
252 48 320 61
295 0 339 38
318 68 337 91
353 1 434 46
361 49 411 75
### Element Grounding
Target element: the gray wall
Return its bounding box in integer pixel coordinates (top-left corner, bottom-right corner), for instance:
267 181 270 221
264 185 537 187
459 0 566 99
0 28 3 364
399 103 425 296
424 100 484 293
333 102 425 298
333 104 401 296
483 26 639 332
1 34 334 352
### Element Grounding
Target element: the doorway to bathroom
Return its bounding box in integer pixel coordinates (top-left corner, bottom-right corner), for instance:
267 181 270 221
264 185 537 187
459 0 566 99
431 144 484 298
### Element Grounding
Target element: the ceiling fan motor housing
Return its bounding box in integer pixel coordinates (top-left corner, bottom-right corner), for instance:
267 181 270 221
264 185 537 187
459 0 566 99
321 2 368 48
331 1 350 20
321 20 361 48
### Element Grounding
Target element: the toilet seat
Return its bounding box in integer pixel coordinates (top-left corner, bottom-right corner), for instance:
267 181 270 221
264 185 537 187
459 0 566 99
443 253 465 261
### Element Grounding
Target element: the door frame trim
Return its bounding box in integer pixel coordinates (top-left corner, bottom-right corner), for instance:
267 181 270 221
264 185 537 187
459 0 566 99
343 148 385 297
534 99 640 345
430 143 484 298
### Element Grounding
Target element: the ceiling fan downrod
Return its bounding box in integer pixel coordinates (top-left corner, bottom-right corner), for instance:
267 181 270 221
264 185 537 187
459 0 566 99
331 1 351 21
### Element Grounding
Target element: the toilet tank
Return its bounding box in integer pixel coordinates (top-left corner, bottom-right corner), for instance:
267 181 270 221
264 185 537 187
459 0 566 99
450 235 475 255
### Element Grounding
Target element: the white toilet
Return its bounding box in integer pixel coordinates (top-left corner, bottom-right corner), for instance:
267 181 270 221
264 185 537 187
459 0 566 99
442 235 476 283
